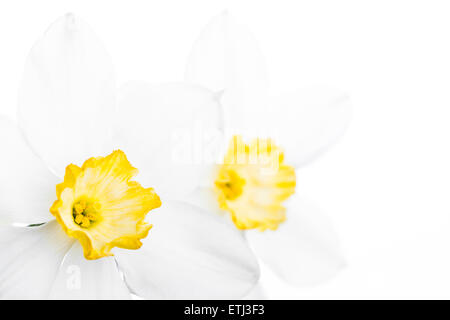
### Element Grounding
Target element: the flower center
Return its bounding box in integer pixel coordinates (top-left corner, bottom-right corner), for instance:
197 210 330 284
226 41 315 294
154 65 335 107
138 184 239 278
215 136 296 231
215 169 246 200
72 198 101 228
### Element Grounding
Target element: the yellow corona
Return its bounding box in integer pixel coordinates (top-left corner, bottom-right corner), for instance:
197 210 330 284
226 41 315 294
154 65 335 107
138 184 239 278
215 136 296 231
50 150 161 260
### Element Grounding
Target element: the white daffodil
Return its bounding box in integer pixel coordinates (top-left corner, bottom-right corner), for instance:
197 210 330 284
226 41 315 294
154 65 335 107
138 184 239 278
181 13 353 288
0 14 259 299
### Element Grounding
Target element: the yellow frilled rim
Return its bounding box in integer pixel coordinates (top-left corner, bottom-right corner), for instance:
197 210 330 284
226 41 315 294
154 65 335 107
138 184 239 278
50 150 161 260
215 136 296 231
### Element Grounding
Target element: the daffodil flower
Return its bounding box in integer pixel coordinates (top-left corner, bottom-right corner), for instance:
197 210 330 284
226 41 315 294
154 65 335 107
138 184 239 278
0 14 259 299
181 13 353 287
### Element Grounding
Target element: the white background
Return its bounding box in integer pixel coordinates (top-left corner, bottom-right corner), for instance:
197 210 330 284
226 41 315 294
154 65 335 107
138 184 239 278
1 0 450 299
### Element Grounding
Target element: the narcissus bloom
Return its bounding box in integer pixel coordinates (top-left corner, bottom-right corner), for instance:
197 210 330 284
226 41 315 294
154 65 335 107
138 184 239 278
182 13 352 288
0 14 259 299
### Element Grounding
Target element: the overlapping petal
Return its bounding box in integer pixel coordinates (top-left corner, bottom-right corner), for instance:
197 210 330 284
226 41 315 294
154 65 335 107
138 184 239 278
0 221 73 299
246 196 345 286
0 117 58 224
114 82 222 200
266 87 352 167
18 13 115 177
49 242 130 299
181 186 226 218
115 201 259 299
185 12 269 133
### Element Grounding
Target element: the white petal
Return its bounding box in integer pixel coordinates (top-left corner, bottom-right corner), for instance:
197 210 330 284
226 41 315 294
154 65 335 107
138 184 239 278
0 220 73 299
114 82 222 200
185 12 269 132
246 196 345 286
49 242 130 299
18 13 115 177
115 201 259 299
181 186 226 218
0 117 58 224
267 87 352 167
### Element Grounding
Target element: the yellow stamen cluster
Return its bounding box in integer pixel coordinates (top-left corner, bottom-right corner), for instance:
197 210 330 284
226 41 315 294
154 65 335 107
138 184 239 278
215 169 246 200
72 199 100 228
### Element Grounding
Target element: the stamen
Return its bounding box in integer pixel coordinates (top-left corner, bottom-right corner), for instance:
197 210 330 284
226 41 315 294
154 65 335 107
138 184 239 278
72 199 100 228
215 169 246 200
